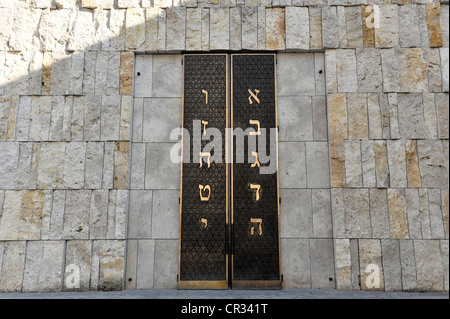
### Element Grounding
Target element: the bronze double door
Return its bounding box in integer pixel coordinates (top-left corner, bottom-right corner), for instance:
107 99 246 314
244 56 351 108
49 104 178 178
178 54 281 289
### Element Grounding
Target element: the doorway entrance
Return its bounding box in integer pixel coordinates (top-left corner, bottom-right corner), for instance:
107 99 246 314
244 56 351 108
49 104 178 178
178 54 281 289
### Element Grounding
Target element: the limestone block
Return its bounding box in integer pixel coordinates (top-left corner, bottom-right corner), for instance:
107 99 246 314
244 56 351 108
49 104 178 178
85 142 104 189
5 95 18 141
95 52 109 95
325 50 337 93
441 240 449 291
370 189 390 239
310 239 335 289
422 93 437 139
210 7 229 50
151 55 183 97
395 93 424 139
374 140 389 188
92 240 125 291
277 96 313 141
62 190 91 239
427 3 443 47
201 8 210 51
332 188 346 238
405 189 421 239
379 94 391 139
64 240 92 291
145 8 159 52
151 190 179 239
401 48 428 92
387 140 407 188
145 143 180 189
311 189 332 238
0 142 19 190
242 6 257 51
257 6 265 50
83 95 102 142
101 95 121 141
398 240 418 291
399 4 422 48
120 95 132 141
417 4 430 47
118 0 140 7
29 96 52 142
22 241 43 292
114 142 130 190
277 53 315 96
155 0 174 7
441 48 449 92
63 142 86 190
344 140 363 187
388 188 409 239
128 190 152 239
0 241 26 292
435 93 449 139
18 190 44 240
381 48 402 92
281 239 311 288
312 95 327 141
132 98 144 143
344 188 372 238
285 6 309 51
0 8 11 51
356 48 382 92
136 240 156 289
102 142 115 189
309 6 322 51
0 97 9 141
306 143 330 189
106 52 121 96
48 190 65 240
375 5 399 48
336 49 357 93
280 189 312 238
67 10 95 52
414 240 445 291
417 140 448 188
424 48 442 93
120 52 134 96
265 8 285 51
31 241 64 292
419 188 433 239
107 190 128 239
314 54 325 96
229 7 242 51
405 140 422 188
381 239 402 291
322 6 339 49
361 140 376 188
367 94 382 139
428 188 445 239
359 239 384 291
143 98 182 142
345 6 363 48
278 142 306 188
362 5 375 48
347 93 368 139
335 239 351 290
110 9 126 51
129 143 145 190
69 53 84 96
88 190 109 240
440 4 449 47
0 190 23 240
37 142 65 189
153 240 178 289
337 6 347 48
125 240 138 289
49 96 73 142
166 7 186 52
186 8 202 51
387 93 400 139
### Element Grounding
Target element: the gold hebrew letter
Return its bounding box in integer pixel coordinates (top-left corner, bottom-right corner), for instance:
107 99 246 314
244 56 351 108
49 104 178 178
201 218 208 229
249 119 261 136
199 152 211 168
202 89 208 105
199 184 211 201
250 218 263 236
201 120 208 136
248 89 260 105
250 184 261 201
251 151 261 168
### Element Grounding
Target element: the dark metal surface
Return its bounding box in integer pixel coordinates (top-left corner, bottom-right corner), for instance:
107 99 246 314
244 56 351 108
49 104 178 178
231 54 281 286
179 55 228 283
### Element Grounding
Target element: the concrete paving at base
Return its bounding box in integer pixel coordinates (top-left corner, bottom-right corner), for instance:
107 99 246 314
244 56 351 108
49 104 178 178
0 289 448 299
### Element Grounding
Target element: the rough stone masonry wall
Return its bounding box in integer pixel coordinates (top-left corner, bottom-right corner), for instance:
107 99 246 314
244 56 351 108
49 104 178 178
0 0 448 292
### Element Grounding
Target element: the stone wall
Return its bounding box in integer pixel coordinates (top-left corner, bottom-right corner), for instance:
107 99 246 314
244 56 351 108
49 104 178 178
0 0 448 292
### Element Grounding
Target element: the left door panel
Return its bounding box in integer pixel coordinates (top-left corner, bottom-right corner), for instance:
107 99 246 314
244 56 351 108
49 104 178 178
178 54 229 289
